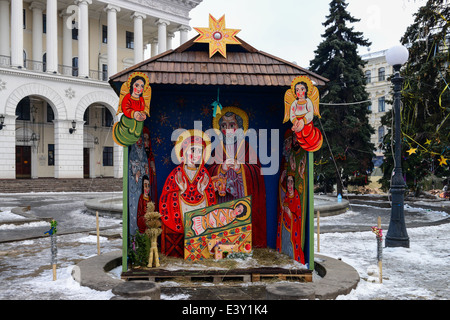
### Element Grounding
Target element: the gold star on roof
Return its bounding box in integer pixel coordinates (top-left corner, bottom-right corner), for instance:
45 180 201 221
194 14 241 58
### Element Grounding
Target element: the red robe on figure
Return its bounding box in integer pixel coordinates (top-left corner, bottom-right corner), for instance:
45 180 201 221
159 133 216 257
159 164 216 234
143 127 158 208
276 189 305 264
294 122 323 153
136 193 149 233
208 140 267 248
121 94 146 119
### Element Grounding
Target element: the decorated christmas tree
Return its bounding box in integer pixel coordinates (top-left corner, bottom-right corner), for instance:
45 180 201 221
380 0 449 194
309 0 375 195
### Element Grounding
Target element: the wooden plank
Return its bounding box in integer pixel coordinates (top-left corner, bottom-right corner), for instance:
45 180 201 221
251 273 312 282
202 73 210 85
122 267 312 278
236 73 245 85
230 73 238 85
168 72 175 84
210 73 218 85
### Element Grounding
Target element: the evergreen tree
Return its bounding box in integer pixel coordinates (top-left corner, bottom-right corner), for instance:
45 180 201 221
309 0 375 195
380 0 449 194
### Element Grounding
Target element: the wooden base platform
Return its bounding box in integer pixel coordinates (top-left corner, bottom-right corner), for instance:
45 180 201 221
121 267 312 284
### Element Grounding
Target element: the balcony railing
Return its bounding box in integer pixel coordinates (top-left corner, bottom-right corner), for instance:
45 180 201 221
0 55 108 82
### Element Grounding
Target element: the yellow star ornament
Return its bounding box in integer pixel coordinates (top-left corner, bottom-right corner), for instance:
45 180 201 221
438 155 448 167
406 147 417 155
194 14 241 58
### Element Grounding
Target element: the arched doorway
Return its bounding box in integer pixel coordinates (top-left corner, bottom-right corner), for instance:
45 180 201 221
15 96 56 179
83 104 115 178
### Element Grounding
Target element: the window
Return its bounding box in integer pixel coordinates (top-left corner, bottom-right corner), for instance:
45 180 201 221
43 53 46 72
126 31 134 49
365 70 371 84
72 57 78 77
367 103 372 111
378 97 385 112
23 9 26 29
48 144 55 166
378 126 385 143
102 64 108 81
102 107 113 127
43 14 46 34
103 147 113 166
72 20 78 40
47 104 54 123
83 108 89 125
23 50 27 68
102 25 107 43
16 97 31 121
378 67 385 81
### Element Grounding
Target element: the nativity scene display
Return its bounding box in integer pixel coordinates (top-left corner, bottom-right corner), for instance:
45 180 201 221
110 14 326 282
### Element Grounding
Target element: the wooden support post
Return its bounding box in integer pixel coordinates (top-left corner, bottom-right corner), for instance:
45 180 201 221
378 216 382 284
52 264 57 281
96 211 100 255
317 211 320 253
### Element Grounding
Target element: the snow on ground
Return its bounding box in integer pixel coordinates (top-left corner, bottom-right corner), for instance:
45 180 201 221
0 202 449 300
316 222 449 300
0 208 27 221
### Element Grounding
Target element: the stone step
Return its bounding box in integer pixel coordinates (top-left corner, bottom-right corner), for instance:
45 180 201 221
0 178 123 193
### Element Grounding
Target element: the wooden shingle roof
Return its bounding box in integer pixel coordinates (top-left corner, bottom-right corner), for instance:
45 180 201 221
109 36 329 87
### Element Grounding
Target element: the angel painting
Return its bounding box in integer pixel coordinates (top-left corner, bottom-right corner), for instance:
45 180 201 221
113 72 152 147
283 76 323 152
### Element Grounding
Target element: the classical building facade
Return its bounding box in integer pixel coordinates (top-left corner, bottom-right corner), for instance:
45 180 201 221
0 0 201 179
361 49 393 161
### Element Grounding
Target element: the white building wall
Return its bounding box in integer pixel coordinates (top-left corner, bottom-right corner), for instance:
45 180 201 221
362 50 394 157
0 0 201 180
0 114 16 179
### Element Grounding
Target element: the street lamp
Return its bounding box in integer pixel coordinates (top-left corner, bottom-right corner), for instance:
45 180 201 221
69 120 77 134
385 45 410 248
0 114 5 130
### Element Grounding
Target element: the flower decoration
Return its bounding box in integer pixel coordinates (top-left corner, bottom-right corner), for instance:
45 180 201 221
371 226 383 238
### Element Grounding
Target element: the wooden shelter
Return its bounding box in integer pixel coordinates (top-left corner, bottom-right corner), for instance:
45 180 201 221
109 35 328 271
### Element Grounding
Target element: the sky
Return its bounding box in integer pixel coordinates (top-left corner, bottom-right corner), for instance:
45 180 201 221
184 0 428 67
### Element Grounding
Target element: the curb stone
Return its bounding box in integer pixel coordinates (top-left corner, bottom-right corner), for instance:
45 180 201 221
74 251 360 300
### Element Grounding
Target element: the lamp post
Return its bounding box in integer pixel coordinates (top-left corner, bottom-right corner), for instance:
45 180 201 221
385 45 410 248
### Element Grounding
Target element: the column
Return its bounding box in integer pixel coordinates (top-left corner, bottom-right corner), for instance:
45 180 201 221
46 0 58 73
132 12 146 63
156 19 170 54
11 0 23 68
178 25 190 45
0 1 10 59
76 0 92 78
150 38 158 57
0 115 16 179
113 143 123 178
60 10 73 75
31 143 38 179
30 2 45 71
105 4 120 77
166 32 175 50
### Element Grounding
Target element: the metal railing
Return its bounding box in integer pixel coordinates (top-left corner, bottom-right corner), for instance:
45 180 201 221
0 55 108 82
